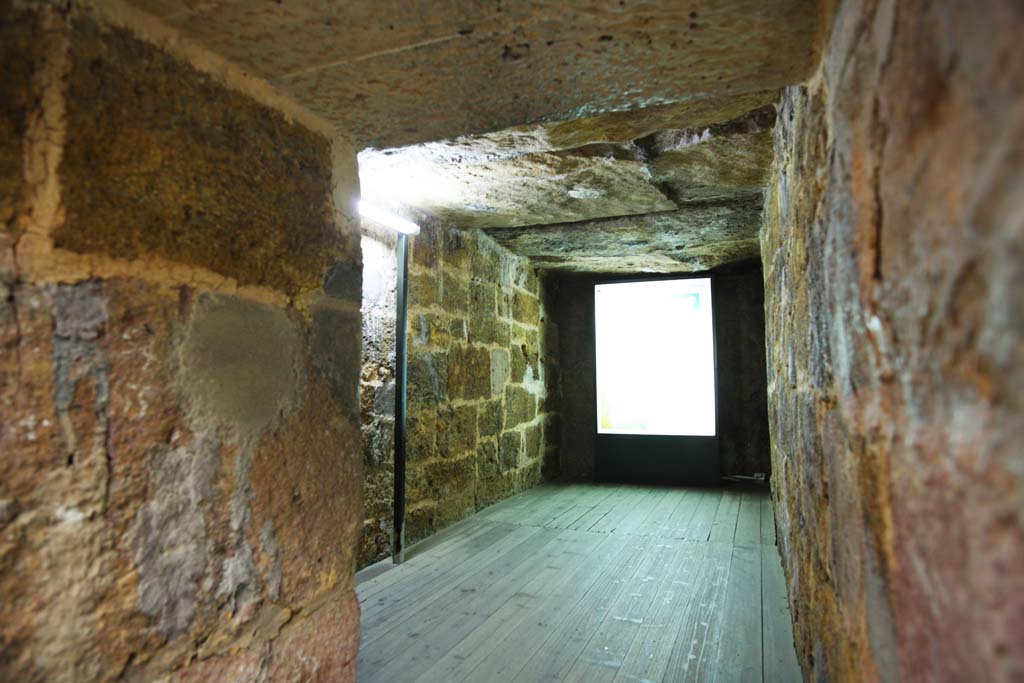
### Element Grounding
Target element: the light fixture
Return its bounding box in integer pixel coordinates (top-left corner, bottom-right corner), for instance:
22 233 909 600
357 200 421 235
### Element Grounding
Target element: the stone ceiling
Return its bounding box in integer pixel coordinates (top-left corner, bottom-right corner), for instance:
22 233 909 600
127 0 823 273
359 97 777 272
128 0 820 148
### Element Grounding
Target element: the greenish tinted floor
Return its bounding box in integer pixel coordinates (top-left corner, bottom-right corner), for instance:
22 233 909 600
356 483 802 683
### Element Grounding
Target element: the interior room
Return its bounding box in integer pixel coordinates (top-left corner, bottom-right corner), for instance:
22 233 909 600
1 1 1021 682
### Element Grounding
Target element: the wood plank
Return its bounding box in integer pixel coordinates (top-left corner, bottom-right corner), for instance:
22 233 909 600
734 491 762 545
509 534 664 682
761 493 776 546
713 544 763 683
356 518 494 599
515 484 582 527
762 544 802 682
659 540 733 682
634 486 688 537
684 490 723 541
589 486 655 533
660 490 703 538
545 485 616 529
359 526 567 683
419 532 635 683
708 489 741 543
611 540 710 683
475 484 554 523
568 484 632 531
360 523 539 644
561 538 686 682
612 487 671 535
529 483 599 527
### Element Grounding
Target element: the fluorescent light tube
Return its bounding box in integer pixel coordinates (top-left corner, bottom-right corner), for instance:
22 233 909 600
358 201 421 235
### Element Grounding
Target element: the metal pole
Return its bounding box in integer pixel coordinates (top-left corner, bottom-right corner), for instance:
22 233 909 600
392 232 409 563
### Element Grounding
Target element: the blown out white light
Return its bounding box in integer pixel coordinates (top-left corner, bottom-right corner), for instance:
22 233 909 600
358 200 421 235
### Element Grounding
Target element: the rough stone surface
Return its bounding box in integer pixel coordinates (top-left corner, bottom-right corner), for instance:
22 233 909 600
0 1 38 237
648 105 776 204
484 196 762 273
360 143 675 229
763 1 1024 680
358 225 555 567
59 17 352 298
360 104 773 275
127 1 822 148
0 11 363 682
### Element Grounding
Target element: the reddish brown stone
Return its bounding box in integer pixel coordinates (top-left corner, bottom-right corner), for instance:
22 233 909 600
250 375 362 607
267 592 360 683
763 2 1024 680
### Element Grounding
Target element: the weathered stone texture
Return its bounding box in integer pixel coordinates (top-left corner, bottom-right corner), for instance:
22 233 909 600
485 196 763 274
127 1 821 149
1 11 363 682
762 1 1024 680
358 225 555 567
59 17 353 298
0 1 39 237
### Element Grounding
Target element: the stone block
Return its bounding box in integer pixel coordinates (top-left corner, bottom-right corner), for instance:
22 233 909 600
477 400 504 438
310 299 362 421
470 243 501 281
407 351 447 408
411 311 450 347
405 408 436 461
510 344 539 384
446 344 491 400
476 439 499 480
469 311 510 347
512 290 541 326
408 457 475 509
0 3 38 235
361 418 394 468
266 592 360 683
411 225 440 269
448 318 468 342
469 280 495 314
504 385 537 428
61 18 350 297
409 270 440 308
524 424 542 462
436 403 478 458
441 274 470 313
442 228 472 271
498 432 521 472
405 504 438 546
490 349 509 395
179 294 305 434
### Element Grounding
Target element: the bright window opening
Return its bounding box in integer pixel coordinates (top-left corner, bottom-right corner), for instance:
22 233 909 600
595 278 716 436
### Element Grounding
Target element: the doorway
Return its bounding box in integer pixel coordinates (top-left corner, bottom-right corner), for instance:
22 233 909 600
593 276 720 485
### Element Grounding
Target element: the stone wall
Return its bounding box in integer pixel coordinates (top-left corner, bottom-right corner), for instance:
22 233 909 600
357 224 558 567
0 4 363 682
762 0 1024 680
358 228 398 566
552 269 771 480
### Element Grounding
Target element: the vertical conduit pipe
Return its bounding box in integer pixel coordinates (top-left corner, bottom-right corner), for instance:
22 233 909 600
392 232 409 563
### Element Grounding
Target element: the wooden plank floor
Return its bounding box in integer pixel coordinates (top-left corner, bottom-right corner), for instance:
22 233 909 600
356 483 802 683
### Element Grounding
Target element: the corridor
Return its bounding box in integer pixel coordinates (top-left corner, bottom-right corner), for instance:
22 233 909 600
357 484 800 682
1 1 1020 681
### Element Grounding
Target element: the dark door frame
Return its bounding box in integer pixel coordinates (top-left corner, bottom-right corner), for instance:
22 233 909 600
591 272 721 487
